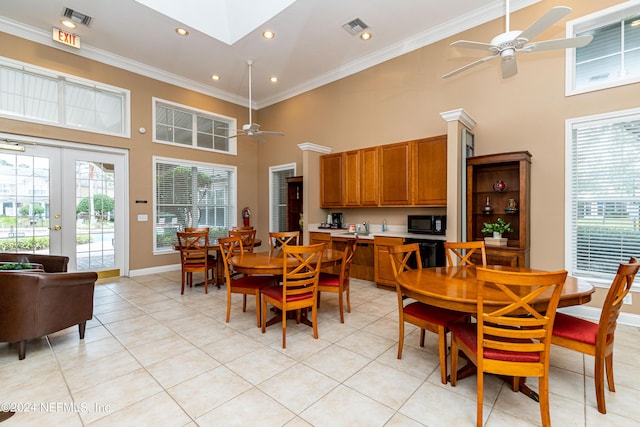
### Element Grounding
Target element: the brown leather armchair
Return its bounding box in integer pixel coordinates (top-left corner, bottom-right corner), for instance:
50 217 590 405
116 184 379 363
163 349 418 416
0 253 69 272
0 270 97 359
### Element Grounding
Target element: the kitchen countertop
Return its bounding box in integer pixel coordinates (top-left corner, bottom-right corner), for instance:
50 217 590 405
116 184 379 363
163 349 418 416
308 225 446 241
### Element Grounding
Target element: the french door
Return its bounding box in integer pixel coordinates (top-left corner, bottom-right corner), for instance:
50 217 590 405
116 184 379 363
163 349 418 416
0 140 127 274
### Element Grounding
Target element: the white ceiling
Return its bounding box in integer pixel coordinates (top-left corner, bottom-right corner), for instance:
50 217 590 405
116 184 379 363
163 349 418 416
0 0 540 109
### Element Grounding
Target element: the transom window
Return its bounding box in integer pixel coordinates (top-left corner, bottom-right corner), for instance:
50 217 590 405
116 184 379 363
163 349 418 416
153 98 237 155
566 108 640 284
154 157 236 253
0 57 129 136
566 2 640 95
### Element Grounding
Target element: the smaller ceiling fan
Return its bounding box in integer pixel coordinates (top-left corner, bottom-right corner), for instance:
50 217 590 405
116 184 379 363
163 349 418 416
217 60 285 142
442 1 593 79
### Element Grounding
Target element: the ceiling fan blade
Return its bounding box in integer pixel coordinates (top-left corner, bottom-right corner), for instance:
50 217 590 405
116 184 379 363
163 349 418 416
257 131 285 137
451 40 497 52
517 6 572 43
501 56 518 79
442 54 498 78
523 35 593 53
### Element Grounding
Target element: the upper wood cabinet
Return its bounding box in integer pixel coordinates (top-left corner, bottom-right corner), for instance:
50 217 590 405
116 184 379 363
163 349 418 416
379 141 412 206
413 135 447 206
360 147 379 206
319 135 447 208
344 150 361 206
320 152 344 207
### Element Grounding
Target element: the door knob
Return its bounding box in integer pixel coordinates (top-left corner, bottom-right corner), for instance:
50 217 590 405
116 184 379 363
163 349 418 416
49 225 62 231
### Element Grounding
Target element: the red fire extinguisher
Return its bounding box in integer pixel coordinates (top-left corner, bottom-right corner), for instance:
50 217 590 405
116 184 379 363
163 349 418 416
242 207 252 227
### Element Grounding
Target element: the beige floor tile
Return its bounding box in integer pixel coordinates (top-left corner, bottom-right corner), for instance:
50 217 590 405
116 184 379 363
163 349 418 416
335 329 396 359
127 333 195 366
225 346 297 385
87 391 192 427
75 368 163 424
258 363 339 414
62 349 142 393
146 348 219 388
300 384 395 427
196 387 295 426
167 365 252 418
303 344 371 382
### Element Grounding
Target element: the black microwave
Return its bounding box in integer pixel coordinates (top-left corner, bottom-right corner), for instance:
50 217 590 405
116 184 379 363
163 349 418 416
407 215 446 235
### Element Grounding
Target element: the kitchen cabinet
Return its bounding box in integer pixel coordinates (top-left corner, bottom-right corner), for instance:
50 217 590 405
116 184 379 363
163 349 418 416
413 135 447 206
360 147 379 206
374 236 404 289
344 150 361 206
286 176 303 238
332 237 374 281
467 151 531 267
379 142 412 206
320 153 344 207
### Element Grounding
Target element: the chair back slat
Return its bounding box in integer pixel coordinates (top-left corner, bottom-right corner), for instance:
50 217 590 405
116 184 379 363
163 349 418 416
282 243 324 302
476 267 567 374
229 229 256 253
598 257 640 344
388 243 421 279
177 231 209 265
269 231 300 257
444 241 487 266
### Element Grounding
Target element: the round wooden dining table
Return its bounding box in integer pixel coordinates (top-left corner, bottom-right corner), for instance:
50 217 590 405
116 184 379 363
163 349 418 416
396 264 595 314
229 248 343 276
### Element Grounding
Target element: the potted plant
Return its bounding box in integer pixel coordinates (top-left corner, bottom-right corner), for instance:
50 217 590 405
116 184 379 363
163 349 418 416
481 218 514 243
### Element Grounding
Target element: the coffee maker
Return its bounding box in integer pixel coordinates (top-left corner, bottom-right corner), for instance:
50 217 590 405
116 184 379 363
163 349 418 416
331 212 343 229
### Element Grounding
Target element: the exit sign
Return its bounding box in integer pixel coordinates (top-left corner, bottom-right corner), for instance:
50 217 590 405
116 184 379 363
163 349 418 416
52 28 80 49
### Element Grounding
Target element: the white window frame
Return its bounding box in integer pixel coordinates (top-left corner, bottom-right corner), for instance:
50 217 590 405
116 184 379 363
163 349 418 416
152 97 237 155
0 56 130 137
565 1 640 96
269 163 296 233
153 156 237 254
564 107 640 291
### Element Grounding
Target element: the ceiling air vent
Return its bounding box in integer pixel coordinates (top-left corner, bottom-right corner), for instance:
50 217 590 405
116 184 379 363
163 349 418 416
342 18 368 36
62 7 93 27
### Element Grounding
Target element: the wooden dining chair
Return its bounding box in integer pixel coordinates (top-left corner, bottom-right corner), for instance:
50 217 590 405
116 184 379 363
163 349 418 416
261 243 325 348
317 236 357 323
217 236 275 327
389 243 469 384
449 267 568 427
551 257 639 414
268 231 300 257
229 229 257 253
444 241 487 266
176 231 214 294
184 227 210 233
232 225 254 231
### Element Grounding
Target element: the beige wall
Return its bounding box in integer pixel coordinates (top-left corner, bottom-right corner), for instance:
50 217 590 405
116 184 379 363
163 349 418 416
256 0 638 314
1 0 638 314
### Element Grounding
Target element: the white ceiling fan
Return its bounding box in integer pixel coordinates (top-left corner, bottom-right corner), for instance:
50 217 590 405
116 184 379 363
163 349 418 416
442 1 593 79
217 60 285 142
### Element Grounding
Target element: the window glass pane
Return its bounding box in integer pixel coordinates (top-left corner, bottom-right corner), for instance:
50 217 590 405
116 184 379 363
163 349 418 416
155 159 235 251
271 168 294 232
153 99 234 153
570 114 640 280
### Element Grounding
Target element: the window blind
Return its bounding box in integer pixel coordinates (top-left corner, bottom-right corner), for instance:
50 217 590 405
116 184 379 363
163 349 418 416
271 168 294 232
569 113 640 279
155 159 235 251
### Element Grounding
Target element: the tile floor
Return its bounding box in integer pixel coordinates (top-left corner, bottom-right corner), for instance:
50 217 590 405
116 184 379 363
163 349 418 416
1 271 640 426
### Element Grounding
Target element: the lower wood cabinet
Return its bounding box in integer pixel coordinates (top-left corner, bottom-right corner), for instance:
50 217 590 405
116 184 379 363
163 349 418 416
309 232 374 280
374 236 404 289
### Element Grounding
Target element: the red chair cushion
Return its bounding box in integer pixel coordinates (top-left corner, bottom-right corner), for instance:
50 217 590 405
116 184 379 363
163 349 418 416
318 272 340 287
404 302 468 326
449 322 540 363
552 312 598 346
232 275 273 289
261 285 313 302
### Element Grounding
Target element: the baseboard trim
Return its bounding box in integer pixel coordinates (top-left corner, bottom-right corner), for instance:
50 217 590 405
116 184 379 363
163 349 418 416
129 263 181 277
558 305 640 327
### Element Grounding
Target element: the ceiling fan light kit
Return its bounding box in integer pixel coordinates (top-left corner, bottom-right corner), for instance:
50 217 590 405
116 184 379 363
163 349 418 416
442 1 593 79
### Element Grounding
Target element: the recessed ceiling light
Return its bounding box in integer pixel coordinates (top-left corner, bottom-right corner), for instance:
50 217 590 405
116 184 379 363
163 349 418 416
262 30 275 39
270 76 278 83
60 19 77 29
211 74 220 81
175 28 189 36
360 32 372 41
